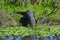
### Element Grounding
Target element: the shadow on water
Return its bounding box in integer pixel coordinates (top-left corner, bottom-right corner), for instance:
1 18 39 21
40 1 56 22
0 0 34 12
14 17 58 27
0 34 60 40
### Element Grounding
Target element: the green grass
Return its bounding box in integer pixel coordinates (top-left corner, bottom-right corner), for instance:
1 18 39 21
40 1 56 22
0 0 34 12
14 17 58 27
0 26 34 37
0 25 60 37
0 0 60 21
0 0 60 37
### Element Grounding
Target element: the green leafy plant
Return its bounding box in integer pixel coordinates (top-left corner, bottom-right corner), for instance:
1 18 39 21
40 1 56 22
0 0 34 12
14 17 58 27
0 25 60 37
0 0 60 37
